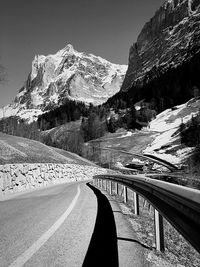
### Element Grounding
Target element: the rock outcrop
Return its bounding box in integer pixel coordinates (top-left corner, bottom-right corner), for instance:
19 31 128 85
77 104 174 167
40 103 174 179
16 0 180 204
121 0 200 91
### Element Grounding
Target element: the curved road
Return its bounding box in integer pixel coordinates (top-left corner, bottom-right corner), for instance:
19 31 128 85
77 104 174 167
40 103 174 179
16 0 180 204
0 181 146 267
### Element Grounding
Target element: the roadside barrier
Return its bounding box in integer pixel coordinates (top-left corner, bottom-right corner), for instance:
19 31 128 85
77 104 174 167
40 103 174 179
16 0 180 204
93 174 200 253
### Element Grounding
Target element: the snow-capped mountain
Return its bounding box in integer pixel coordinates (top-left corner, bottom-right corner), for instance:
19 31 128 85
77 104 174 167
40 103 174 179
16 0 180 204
121 0 200 91
0 44 127 121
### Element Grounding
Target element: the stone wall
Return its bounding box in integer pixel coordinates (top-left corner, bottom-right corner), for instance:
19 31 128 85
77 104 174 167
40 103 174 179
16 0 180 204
0 163 107 197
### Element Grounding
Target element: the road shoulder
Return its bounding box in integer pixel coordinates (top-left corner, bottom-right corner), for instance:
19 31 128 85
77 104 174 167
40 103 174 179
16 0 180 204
91 183 149 267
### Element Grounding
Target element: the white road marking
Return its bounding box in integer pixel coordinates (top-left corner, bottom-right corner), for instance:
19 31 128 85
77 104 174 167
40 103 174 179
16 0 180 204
9 185 81 267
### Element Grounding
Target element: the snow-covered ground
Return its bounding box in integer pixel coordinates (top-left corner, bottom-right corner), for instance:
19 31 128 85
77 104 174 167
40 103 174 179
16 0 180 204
144 98 200 165
0 104 44 123
148 99 200 132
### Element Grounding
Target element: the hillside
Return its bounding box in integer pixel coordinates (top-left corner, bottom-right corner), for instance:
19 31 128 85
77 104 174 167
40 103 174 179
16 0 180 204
40 119 83 154
0 132 94 166
84 98 200 169
42 120 81 142
144 97 200 164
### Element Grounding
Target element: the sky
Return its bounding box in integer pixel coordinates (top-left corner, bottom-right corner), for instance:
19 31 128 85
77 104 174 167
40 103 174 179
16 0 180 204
0 0 166 108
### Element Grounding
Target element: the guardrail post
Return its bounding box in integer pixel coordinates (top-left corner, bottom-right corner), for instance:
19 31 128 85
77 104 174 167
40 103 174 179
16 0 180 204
124 186 128 203
116 183 118 195
134 192 139 215
109 181 112 195
143 199 147 208
154 209 164 252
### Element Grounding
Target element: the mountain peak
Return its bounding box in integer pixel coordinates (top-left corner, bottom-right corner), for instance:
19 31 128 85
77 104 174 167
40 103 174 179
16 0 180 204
56 44 77 57
0 44 127 122
63 44 75 53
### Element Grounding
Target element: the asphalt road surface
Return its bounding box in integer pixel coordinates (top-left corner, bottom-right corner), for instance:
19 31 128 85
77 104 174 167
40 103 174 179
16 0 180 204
0 181 146 267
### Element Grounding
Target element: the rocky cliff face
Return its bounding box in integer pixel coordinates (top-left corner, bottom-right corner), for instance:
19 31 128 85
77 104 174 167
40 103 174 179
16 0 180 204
121 0 200 91
0 44 127 121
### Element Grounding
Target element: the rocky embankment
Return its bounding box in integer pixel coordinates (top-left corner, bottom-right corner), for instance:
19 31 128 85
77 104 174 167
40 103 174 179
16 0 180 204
0 163 107 197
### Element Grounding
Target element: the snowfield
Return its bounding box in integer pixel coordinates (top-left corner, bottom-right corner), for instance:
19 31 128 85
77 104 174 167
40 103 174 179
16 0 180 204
148 99 200 132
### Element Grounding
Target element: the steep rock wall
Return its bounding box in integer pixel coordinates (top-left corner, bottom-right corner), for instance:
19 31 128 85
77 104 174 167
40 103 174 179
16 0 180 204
121 0 200 91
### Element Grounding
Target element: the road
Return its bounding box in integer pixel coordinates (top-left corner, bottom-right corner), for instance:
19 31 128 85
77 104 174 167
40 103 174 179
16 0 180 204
0 181 146 267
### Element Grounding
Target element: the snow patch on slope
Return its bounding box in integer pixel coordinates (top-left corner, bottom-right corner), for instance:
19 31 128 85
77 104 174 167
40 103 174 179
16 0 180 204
144 98 200 165
149 98 200 132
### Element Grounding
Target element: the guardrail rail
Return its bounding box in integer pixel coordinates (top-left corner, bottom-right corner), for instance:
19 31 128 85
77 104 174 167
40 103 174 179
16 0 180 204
93 174 200 253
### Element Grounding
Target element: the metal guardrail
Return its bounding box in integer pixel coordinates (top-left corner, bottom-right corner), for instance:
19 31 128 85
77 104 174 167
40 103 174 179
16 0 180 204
96 147 179 171
93 174 200 253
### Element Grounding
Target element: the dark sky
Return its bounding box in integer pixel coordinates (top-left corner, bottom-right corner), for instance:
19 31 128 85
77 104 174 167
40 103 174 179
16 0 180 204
0 0 166 107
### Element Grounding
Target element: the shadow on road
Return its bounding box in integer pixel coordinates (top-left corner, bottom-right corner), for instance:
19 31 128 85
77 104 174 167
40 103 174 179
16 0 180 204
82 183 119 267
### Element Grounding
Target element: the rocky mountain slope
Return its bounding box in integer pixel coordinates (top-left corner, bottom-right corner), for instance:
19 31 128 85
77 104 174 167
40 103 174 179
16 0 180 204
0 44 127 121
121 0 200 91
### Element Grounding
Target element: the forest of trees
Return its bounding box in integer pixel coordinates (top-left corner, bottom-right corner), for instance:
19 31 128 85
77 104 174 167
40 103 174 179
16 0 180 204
0 101 110 154
180 112 200 173
37 99 89 131
180 114 200 147
0 116 41 141
37 99 110 140
42 130 84 156
106 51 200 114
41 104 109 154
